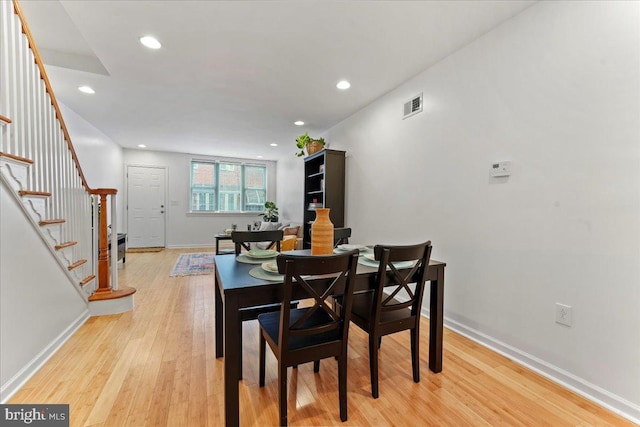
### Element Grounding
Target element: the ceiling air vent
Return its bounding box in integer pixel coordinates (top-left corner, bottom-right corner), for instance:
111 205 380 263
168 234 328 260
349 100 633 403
403 93 423 120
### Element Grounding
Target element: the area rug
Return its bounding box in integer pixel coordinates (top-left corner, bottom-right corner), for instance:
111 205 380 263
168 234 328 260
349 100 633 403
127 247 164 253
170 253 215 276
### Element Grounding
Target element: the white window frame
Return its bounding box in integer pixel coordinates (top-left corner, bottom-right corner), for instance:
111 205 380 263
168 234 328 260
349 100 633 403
189 158 269 214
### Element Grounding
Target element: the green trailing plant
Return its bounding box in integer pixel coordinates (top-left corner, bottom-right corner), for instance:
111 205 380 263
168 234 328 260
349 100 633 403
262 201 279 222
295 131 326 157
295 131 312 156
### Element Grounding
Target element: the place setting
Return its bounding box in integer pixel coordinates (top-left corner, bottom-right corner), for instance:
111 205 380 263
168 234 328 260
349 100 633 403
334 244 416 269
236 248 279 265
357 253 417 270
248 260 285 281
333 243 372 254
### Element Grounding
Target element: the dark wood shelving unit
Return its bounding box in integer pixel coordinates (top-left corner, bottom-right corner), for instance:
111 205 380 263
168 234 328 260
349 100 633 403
303 149 346 248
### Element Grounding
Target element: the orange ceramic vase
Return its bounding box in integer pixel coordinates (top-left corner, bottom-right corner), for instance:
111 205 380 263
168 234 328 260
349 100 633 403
311 208 334 255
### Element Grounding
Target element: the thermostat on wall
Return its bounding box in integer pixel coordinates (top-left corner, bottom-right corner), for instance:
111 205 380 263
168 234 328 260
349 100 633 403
491 161 512 177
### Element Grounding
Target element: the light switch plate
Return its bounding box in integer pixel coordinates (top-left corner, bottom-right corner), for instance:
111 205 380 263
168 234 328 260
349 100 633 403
491 161 512 177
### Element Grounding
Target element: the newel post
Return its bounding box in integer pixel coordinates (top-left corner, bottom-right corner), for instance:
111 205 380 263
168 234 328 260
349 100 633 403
91 188 117 293
87 189 136 308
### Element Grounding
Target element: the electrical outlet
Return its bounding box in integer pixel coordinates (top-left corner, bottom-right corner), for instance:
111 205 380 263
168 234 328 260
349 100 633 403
555 303 572 327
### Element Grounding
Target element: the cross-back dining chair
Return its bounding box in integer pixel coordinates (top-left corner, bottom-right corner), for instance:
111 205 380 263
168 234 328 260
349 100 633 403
333 227 351 247
258 250 360 426
230 229 287 379
336 241 432 398
231 229 283 255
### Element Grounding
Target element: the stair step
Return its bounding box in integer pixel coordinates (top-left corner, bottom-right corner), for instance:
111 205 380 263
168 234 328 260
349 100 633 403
39 219 65 226
88 286 137 302
19 190 51 197
80 275 96 286
67 259 87 271
0 151 33 164
55 241 78 250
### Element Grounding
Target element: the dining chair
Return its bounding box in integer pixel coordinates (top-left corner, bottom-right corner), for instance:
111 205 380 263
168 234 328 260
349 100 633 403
258 250 360 426
336 241 432 398
333 227 351 247
230 229 286 379
231 230 283 255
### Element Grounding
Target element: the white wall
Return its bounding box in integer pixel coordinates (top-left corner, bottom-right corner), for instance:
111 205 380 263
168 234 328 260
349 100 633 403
60 103 125 232
282 1 640 420
123 149 278 247
276 154 304 223
0 184 88 400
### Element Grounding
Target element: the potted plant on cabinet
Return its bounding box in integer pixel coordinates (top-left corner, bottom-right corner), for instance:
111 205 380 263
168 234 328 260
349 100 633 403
262 201 279 222
296 131 325 157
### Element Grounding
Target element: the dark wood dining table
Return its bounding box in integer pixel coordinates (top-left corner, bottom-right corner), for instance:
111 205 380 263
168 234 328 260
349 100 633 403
214 251 446 427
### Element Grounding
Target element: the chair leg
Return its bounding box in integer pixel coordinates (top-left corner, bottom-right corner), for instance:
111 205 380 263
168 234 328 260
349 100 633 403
338 354 348 421
313 360 320 373
278 362 288 426
259 332 266 387
369 335 379 398
238 320 243 380
331 296 339 314
411 328 420 383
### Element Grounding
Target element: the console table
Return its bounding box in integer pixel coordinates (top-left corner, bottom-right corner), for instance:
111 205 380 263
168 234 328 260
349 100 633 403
107 233 127 263
214 234 234 255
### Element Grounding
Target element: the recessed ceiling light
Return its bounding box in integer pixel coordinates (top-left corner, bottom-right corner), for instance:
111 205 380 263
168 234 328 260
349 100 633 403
257 155 263 159
140 36 162 49
270 143 278 147
336 80 351 90
137 144 147 148
78 86 95 94
294 121 304 126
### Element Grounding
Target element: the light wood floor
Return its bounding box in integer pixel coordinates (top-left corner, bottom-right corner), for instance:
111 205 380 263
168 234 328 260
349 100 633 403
10 248 633 426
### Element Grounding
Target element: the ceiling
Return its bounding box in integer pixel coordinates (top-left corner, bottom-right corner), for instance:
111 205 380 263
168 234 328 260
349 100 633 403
19 0 534 160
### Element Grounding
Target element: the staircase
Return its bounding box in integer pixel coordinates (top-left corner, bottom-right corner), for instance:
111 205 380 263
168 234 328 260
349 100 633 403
0 0 135 315
1 151 95 298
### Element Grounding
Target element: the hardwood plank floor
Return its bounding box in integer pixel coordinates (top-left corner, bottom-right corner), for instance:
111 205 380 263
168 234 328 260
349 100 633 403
9 248 634 426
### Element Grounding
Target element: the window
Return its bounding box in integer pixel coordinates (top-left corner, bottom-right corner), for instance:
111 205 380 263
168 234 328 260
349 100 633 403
244 165 267 212
190 160 267 212
191 162 216 211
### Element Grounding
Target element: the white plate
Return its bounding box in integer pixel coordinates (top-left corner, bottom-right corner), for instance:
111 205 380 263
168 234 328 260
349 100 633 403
261 261 279 273
358 256 415 270
246 249 278 259
337 244 368 251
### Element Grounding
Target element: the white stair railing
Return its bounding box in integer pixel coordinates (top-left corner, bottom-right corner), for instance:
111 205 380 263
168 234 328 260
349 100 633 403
0 0 122 296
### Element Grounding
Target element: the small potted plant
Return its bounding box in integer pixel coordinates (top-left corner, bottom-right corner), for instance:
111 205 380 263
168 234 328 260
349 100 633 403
262 201 279 222
296 131 326 157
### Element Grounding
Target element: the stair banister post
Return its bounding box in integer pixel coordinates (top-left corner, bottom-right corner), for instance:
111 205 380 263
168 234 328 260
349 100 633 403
90 188 117 293
92 195 99 283
110 192 118 291
98 191 110 292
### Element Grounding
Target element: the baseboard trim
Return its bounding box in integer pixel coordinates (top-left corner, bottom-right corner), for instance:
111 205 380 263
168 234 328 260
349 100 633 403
0 310 90 403
422 307 640 425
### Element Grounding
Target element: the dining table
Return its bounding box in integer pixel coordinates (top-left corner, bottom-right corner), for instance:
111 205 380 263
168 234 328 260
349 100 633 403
214 249 446 427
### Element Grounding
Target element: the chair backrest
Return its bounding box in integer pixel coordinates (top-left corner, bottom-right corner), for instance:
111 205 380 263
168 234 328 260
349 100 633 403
333 227 352 247
275 251 360 355
371 241 432 325
231 230 283 255
280 235 297 252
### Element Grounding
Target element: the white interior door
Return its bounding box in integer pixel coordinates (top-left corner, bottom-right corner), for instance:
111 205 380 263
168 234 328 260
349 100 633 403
127 166 166 248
